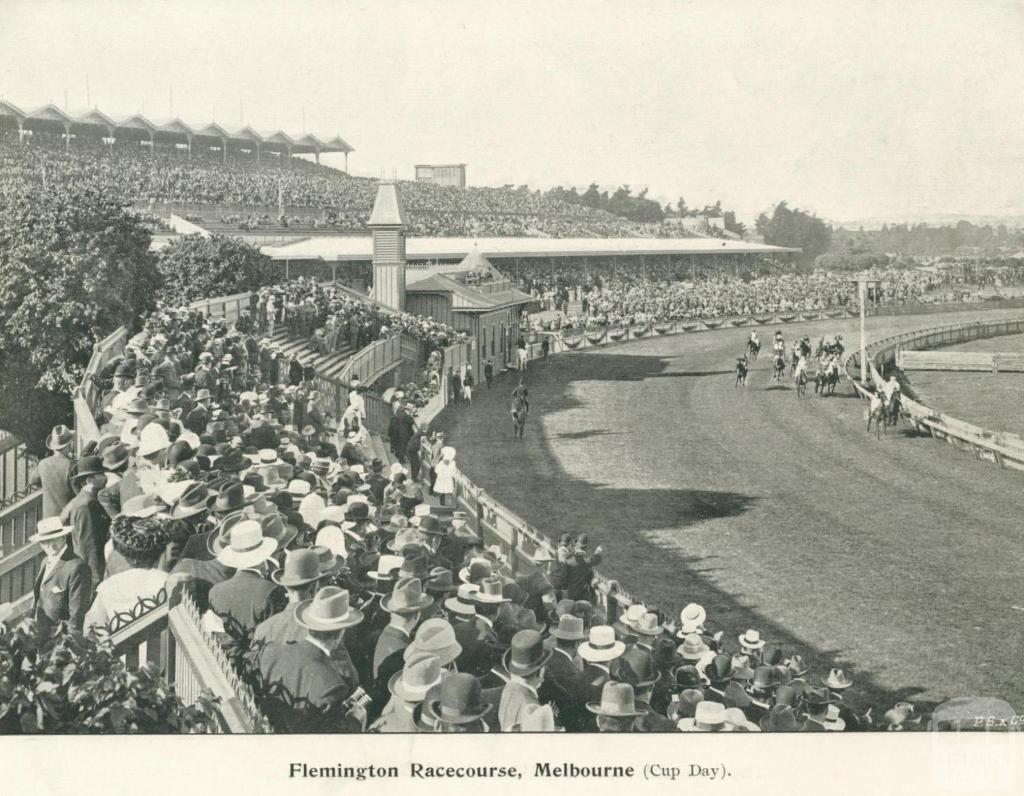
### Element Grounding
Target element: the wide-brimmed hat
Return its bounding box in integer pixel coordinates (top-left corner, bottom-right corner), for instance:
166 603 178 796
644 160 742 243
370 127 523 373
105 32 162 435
473 577 509 605
611 648 659 688
311 544 345 576
578 625 625 663
71 455 105 482
381 577 434 615
271 548 325 588
123 398 150 417
367 554 404 582
138 423 170 458
294 586 364 631
388 527 428 553
207 482 253 514
424 567 457 594
427 673 491 725
217 448 251 473
531 547 554 564
678 633 711 661
823 668 853 690
677 602 707 637
459 558 492 585
46 425 74 451
549 613 586 641
723 680 753 709
215 519 277 568
195 388 212 402
171 483 210 519
29 516 74 543
703 654 734 685
724 707 761 732
803 685 840 709
388 651 443 703
444 583 479 616
586 682 647 718
633 612 664 637
738 629 766 650
677 700 728 732
503 629 552 678
404 618 462 666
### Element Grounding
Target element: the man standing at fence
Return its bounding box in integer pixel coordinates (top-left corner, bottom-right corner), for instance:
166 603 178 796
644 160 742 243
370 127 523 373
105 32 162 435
29 425 76 519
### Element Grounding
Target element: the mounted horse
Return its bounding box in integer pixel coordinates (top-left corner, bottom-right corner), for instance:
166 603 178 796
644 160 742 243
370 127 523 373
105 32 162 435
511 395 529 438
746 335 761 361
866 390 895 439
771 352 786 382
814 360 840 396
735 356 749 388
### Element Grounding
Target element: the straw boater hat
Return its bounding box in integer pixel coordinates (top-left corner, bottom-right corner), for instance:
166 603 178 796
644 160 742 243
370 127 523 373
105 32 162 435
738 628 766 651
578 625 626 663
677 700 729 732
46 425 74 451
294 586 363 631
30 516 74 544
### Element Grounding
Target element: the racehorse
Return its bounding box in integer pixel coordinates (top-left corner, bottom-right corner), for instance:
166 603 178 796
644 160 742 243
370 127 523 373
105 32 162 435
746 336 760 361
814 362 840 396
866 390 894 439
884 390 902 427
735 357 748 388
771 352 786 382
511 395 529 438
795 368 808 398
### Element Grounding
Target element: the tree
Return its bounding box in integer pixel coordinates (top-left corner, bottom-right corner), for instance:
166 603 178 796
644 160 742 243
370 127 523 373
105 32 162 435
723 211 746 237
156 234 275 305
0 183 162 451
758 201 832 263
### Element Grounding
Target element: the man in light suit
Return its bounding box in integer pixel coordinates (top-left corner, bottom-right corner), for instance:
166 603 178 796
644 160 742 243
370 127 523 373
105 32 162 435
29 425 76 519
30 517 92 637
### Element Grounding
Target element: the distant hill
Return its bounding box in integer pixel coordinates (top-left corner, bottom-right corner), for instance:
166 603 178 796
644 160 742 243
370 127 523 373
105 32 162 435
831 214 1024 231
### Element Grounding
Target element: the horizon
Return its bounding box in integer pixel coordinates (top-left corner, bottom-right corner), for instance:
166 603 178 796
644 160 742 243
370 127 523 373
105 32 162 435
2 0 1022 223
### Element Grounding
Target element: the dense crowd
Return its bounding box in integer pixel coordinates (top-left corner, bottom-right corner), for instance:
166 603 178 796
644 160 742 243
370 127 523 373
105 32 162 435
254 278 462 357
0 133 651 238
16 293 919 734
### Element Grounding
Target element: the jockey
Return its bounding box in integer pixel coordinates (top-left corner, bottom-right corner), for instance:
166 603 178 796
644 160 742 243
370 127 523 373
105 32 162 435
881 373 901 400
772 330 785 353
748 330 759 345
793 355 808 380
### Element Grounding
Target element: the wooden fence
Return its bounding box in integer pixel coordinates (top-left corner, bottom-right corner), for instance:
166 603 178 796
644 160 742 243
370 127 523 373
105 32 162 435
845 318 1024 471
897 350 1024 372
188 290 258 324
0 434 36 510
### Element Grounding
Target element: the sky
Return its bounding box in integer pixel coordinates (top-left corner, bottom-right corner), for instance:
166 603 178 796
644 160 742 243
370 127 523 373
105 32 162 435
1 0 1022 224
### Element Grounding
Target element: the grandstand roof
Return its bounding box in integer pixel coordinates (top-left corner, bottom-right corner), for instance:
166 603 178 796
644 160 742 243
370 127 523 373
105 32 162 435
0 97 353 153
263 236 800 262
406 271 534 311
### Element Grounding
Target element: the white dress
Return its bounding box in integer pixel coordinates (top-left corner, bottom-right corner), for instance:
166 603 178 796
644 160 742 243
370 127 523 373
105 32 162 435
433 459 455 495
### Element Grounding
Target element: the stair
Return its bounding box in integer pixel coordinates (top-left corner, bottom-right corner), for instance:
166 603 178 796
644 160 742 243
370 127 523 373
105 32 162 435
269 328 353 381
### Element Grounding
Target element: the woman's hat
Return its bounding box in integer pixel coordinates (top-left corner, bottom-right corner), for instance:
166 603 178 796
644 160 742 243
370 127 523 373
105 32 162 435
29 516 74 543
382 577 434 615
388 651 443 703
271 548 325 588
586 682 647 718
823 668 853 690
578 625 626 663
503 629 552 678
738 628 766 650
678 633 711 661
215 519 277 568
404 618 462 666
294 586 364 631
548 614 586 641
444 583 479 616
473 577 509 604
427 673 491 725
110 514 169 556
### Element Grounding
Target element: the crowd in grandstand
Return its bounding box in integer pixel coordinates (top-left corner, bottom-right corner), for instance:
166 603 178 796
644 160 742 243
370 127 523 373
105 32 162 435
16 287 914 733
0 132 649 238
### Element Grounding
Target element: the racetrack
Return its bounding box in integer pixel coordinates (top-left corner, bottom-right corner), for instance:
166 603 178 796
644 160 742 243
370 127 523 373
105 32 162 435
434 307 1024 715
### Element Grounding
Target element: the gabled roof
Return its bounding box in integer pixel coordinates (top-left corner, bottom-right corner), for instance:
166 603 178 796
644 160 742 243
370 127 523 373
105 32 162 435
406 271 533 311
260 130 295 146
231 125 263 143
368 182 408 227
458 246 495 272
74 108 117 129
27 104 73 124
294 133 325 149
154 118 194 135
117 114 158 133
0 100 27 121
193 121 231 139
323 135 354 153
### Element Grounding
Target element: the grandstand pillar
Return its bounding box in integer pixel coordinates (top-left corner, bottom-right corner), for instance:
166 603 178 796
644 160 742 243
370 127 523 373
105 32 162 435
256 143 261 163
148 131 154 157
286 144 293 169
221 137 227 164
186 134 192 160
315 147 320 166
344 152 348 173
62 122 71 152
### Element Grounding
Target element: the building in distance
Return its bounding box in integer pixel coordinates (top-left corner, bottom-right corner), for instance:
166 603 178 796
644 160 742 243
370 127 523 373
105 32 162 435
414 163 467 188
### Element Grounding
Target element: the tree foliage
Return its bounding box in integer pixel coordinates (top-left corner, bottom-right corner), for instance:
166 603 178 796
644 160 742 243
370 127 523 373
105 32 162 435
156 234 275 304
0 183 161 446
0 620 217 733
756 201 832 263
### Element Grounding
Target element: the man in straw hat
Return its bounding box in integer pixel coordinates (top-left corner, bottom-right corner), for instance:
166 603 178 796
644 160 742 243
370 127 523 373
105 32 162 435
255 586 364 732
61 455 111 588
577 624 625 692
29 516 92 636
29 425 76 518
208 519 283 636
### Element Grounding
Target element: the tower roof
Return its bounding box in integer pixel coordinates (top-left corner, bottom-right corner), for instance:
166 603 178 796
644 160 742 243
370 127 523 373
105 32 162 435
368 182 408 227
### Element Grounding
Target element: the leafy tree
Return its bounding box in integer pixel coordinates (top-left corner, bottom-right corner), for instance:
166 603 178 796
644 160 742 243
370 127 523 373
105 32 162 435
758 201 832 263
0 620 216 733
156 234 275 304
723 211 746 237
0 183 161 450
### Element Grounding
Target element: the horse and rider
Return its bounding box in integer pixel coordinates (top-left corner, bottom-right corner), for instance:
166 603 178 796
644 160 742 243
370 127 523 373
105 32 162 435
866 373 902 438
814 355 841 396
793 353 809 398
747 331 761 361
816 333 845 360
735 354 749 388
511 379 529 438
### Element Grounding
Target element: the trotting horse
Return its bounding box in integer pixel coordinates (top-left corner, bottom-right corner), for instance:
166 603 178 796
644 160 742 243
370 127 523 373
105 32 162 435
866 391 893 440
735 357 749 388
747 336 761 361
771 352 786 382
511 395 529 438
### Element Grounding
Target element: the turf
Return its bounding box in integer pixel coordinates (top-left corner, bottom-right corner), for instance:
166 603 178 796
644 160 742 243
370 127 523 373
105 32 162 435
434 307 1024 716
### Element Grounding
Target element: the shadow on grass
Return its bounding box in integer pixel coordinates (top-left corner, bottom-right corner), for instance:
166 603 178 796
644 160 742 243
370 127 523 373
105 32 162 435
435 347 936 716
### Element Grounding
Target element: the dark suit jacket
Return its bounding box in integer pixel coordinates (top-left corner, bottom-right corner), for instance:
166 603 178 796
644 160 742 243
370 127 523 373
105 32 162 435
248 424 279 451
255 639 361 733
540 647 595 732
30 453 76 519
209 570 283 636
98 468 143 519
33 547 92 634
61 490 110 588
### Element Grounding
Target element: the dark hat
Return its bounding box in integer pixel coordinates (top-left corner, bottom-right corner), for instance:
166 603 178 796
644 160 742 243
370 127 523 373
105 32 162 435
110 514 169 556
427 673 491 725
503 629 552 678
271 548 326 588
760 705 800 732
171 483 211 519
803 686 840 708
652 637 683 669
424 567 458 594
167 440 194 467
124 398 150 416
673 665 704 690
101 442 131 471
723 680 753 709
417 515 445 536
761 644 784 666
705 654 734 685
345 502 370 522
216 448 249 473
71 455 105 482
207 481 250 513
610 648 659 688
